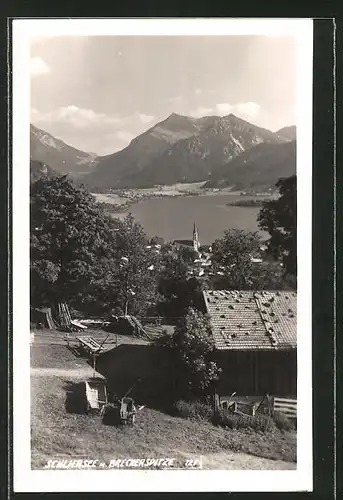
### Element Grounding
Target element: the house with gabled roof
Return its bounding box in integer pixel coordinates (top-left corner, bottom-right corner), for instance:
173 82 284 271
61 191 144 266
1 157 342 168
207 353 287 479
203 290 297 397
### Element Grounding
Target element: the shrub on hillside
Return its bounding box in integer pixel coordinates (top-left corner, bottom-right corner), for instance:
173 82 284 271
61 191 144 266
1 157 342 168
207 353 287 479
172 400 213 421
173 401 278 433
170 309 222 400
212 408 275 433
273 411 296 431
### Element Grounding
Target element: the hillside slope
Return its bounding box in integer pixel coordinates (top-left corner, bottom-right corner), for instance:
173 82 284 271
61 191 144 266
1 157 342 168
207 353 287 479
205 140 296 190
275 126 296 142
31 343 296 470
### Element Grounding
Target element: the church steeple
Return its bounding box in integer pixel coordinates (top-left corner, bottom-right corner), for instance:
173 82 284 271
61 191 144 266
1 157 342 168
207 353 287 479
193 222 200 253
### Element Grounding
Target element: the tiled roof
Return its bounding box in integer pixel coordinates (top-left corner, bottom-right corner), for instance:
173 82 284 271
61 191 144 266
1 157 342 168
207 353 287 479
173 239 193 247
203 290 297 351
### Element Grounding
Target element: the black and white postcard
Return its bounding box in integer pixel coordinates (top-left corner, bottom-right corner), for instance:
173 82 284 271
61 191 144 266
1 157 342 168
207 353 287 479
12 18 313 492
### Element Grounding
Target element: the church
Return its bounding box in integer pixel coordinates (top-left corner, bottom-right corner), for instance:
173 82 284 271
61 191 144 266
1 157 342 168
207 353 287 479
173 222 201 256
192 222 200 254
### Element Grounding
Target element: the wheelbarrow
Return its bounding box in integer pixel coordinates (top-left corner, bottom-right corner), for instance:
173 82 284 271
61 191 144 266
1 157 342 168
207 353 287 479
101 397 137 426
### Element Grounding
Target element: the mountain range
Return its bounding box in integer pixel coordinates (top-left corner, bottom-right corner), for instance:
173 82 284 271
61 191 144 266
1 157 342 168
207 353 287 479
204 140 296 190
30 114 296 190
30 124 98 176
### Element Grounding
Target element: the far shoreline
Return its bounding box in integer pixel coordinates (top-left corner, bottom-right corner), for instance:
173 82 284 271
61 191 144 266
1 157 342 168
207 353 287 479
92 183 276 214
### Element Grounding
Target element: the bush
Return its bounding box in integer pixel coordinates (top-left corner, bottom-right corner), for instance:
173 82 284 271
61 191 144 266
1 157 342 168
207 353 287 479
273 411 296 431
173 401 296 434
212 408 275 433
172 400 213 421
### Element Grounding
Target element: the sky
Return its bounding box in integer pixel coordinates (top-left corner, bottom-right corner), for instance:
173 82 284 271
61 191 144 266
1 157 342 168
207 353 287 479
30 35 297 156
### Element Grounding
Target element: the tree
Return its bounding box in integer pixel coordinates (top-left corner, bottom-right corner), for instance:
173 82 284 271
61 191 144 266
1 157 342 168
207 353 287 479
31 177 162 316
30 176 117 309
107 214 161 316
212 229 260 289
258 175 297 277
149 235 164 247
211 228 287 290
157 245 204 318
170 308 221 400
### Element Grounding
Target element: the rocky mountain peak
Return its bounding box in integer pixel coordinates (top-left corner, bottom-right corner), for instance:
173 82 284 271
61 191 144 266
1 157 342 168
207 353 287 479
30 112 295 190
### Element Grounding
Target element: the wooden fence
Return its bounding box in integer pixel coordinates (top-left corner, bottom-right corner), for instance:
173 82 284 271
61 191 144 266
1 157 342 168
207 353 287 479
217 394 297 419
273 397 297 419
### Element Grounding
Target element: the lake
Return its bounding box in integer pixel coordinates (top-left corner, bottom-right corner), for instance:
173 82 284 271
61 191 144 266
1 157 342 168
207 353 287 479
114 194 268 245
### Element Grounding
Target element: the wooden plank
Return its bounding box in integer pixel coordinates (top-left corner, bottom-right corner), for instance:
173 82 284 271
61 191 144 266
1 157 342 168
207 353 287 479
64 303 72 323
274 404 297 409
82 341 96 350
275 402 297 408
278 408 297 412
78 337 101 352
272 395 297 420
46 309 55 329
70 320 87 330
274 397 297 404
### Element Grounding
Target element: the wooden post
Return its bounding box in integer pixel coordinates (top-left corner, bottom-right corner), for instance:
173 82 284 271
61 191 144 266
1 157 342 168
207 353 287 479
213 387 219 417
93 353 96 378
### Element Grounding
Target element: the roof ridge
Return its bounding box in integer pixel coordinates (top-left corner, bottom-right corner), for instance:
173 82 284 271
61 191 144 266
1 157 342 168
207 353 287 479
253 295 273 347
255 294 281 348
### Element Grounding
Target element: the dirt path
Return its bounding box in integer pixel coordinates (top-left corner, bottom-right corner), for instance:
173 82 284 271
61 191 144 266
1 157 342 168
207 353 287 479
31 367 104 379
200 451 296 470
173 448 295 470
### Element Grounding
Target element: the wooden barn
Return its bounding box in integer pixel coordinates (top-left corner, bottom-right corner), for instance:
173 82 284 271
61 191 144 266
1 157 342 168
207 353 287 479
203 290 297 398
95 344 173 409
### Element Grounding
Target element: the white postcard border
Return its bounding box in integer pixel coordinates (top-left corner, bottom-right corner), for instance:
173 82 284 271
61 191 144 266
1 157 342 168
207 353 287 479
12 17 313 492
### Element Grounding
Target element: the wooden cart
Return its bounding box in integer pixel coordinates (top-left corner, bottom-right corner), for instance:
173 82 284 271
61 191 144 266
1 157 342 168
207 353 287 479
85 377 108 413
